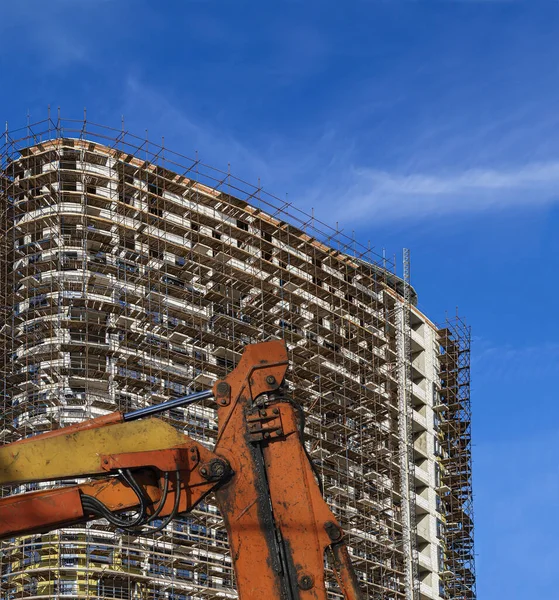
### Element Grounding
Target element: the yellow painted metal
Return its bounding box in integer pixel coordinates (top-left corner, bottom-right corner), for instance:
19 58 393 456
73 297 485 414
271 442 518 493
0 418 187 485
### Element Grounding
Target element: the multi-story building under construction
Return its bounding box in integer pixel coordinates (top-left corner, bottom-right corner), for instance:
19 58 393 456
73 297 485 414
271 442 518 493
0 118 475 600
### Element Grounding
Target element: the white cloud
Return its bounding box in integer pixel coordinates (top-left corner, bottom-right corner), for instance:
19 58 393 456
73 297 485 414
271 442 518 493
301 160 559 223
362 162 559 194
118 78 559 225
473 340 559 383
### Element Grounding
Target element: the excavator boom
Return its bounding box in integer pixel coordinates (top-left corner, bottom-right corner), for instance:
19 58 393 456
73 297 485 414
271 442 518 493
0 340 363 599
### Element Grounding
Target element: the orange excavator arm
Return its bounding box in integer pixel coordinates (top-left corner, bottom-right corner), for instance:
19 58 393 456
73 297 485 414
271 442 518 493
0 340 363 600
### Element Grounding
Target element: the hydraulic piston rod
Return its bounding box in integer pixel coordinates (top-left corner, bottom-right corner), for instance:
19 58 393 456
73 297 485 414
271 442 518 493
123 390 214 421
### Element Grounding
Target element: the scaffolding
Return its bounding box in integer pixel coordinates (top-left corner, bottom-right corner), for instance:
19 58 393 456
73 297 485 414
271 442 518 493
396 249 420 600
0 115 473 600
436 317 476 599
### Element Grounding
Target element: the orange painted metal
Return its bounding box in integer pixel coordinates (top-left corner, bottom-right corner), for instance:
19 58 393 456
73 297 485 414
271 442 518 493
0 437 222 538
0 469 166 538
81 469 162 512
212 340 363 599
93 443 224 515
212 341 290 598
262 403 363 598
330 543 365 597
0 487 85 538
99 444 199 473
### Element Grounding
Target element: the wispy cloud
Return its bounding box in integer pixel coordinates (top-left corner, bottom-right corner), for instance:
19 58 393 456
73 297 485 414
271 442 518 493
362 162 559 194
472 339 559 383
2 2 103 70
119 78 559 225
122 77 273 182
316 160 559 222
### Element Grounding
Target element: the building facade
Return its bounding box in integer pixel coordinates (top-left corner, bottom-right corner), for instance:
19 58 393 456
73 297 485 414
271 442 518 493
0 120 475 600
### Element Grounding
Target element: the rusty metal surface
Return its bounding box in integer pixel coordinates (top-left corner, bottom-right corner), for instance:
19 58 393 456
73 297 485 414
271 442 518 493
213 340 363 599
5 411 124 447
100 445 200 473
0 487 85 538
0 417 191 485
0 459 220 539
213 342 290 598
262 403 363 599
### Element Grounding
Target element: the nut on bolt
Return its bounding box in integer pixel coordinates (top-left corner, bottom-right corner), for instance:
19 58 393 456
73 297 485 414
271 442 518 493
324 520 342 542
298 574 314 590
199 458 231 481
216 381 230 407
265 375 276 386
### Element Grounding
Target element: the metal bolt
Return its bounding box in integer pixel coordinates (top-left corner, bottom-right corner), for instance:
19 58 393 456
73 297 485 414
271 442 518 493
103 459 109 465
216 381 230 395
260 410 267 417
276 428 283 436
272 408 279 415
265 375 276 386
324 521 342 542
208 459 227 479
298 574 314 590
219 399 227 406
200 459 230 481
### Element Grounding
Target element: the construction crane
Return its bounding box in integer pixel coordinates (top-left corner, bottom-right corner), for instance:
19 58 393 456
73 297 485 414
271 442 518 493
0 340 363 599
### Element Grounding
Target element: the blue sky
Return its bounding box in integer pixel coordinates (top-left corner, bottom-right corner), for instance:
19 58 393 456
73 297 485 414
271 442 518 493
2 1 558 597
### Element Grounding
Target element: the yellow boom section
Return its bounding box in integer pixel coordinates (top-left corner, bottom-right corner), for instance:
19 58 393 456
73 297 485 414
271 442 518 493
0 418 187 485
